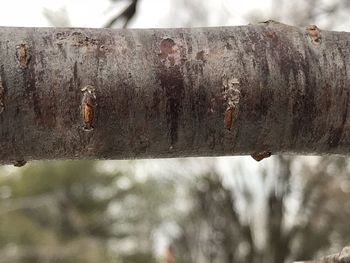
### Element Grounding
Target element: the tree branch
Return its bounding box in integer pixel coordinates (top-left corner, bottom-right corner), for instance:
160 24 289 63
0 21 350 163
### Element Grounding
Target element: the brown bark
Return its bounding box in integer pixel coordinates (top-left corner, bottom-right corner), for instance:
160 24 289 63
0 21 350 163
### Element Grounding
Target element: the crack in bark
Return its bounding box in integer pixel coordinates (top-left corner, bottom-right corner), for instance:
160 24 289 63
222 75 240 130
16 44 31 69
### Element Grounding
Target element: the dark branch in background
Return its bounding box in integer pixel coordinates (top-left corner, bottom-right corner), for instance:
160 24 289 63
294 246 350 263
104 0 138 28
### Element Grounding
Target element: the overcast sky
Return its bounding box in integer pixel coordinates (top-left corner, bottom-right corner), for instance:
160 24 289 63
0 0 271 27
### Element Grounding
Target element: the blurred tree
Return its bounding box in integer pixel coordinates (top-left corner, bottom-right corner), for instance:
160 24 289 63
170 156 350 263
0 161 175 262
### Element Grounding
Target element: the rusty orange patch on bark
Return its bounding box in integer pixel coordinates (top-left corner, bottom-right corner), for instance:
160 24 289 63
81 85 97 131
16 44 30 69
224 108 233 130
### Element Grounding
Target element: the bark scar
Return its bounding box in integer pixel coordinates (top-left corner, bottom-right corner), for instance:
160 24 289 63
81 85 97 131
222 74 240 130
56 31 98 47
306 25 321 43
251 151 272 162
16 44 31 69
158 38 180 68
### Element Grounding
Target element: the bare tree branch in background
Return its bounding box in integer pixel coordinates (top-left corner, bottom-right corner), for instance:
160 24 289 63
104 0 138 28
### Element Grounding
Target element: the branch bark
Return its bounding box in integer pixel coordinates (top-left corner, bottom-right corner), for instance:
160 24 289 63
0 21 350 163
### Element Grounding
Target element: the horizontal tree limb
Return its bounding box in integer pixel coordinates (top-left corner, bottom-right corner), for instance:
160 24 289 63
0 21 350 163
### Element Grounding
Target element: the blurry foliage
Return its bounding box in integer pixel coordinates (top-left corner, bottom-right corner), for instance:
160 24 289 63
1 157 350 263
0 161 174 262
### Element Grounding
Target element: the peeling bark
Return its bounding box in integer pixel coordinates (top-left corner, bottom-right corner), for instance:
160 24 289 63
1 22 350 163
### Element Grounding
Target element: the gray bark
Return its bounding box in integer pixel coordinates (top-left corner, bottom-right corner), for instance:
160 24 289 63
0 21 350 164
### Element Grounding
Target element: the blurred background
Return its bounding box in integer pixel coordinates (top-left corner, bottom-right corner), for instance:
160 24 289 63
1 0 350 262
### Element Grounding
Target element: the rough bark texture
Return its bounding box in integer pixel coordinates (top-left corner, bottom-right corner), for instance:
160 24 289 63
0 21 350 163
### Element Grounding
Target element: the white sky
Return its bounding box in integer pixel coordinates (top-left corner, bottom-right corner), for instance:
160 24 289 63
0 0 271 28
